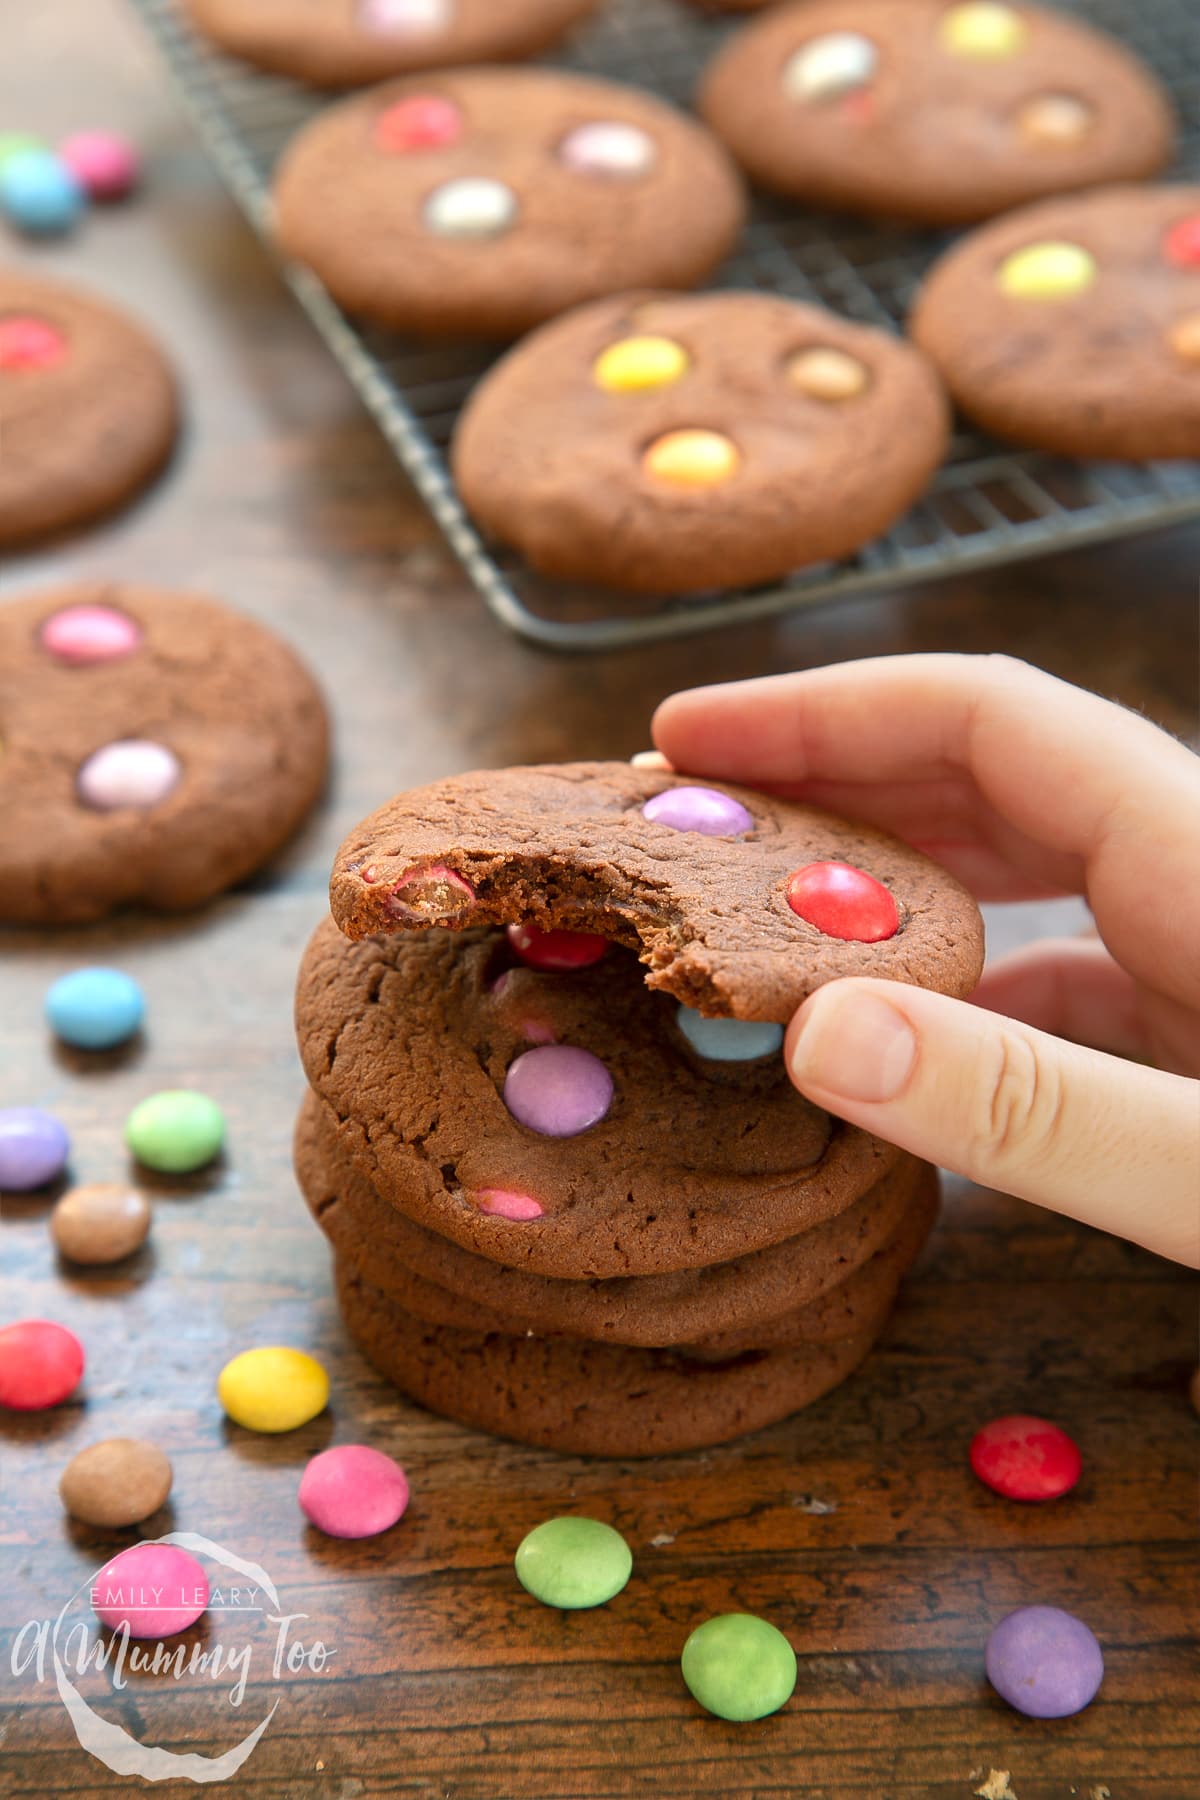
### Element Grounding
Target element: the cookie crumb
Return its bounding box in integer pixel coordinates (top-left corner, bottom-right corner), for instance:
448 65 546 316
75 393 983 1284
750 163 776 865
649 1531 675 1547
792 1493 837 1514
974 1773 1018 1800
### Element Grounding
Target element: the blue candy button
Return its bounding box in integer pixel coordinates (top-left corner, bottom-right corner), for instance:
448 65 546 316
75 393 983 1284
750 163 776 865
677 1006 784 1062
46 967 144 1050
0 149 84 235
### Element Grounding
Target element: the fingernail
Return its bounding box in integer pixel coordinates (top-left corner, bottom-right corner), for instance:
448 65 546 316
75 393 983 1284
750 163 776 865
790 989 917 1104
631 750 670 769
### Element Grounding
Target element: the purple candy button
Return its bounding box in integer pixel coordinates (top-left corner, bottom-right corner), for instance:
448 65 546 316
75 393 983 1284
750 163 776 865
504 1045 613 1138
0 1107 69 1191
642 786 753 837
985 1606 1104 1718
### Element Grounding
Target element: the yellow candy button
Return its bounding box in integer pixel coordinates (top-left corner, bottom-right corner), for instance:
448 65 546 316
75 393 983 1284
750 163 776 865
997 241 1096 300
642 429 740 487
218 1347 329 1433
594 335 690 393
940 2 1028 59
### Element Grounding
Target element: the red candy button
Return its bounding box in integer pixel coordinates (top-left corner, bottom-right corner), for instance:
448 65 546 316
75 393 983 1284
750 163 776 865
970 1414 1082 1501
0 315 67 371
0 1319 85 1410
506 923 609 971
375 95 462 153
1164 215 1200 270
786 862 899 942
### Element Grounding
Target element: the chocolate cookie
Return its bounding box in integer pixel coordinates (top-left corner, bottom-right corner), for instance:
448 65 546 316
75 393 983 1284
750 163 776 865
188 0 600 89
452 289 949 593
296 914 909 1279
329 762 985 1021
272 70 745 340
0 270 179 548
699 0 1174 225
909 184 1200 461
336 1255 883 1456
296 1085 929 1344
0 584 329 924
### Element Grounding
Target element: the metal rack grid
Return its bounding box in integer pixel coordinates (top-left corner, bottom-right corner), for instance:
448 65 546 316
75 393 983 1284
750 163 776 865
130 0 1200 651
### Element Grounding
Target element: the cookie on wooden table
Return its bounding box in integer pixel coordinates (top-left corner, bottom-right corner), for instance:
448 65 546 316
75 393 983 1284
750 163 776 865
0 270 178 549
0 584 329 924
910 184 1200 460
188 0 601 89
699 0 1175 224
451 290 949 592
272 70 745 339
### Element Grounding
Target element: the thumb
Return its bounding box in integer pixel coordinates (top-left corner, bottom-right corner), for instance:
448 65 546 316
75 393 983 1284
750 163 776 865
785 977 1200 1268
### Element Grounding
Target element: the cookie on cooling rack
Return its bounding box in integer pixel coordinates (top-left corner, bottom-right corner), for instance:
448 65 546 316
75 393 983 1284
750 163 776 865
187 0 601 88
272 69 745 340
699 0 1175 225
910 184 1200 460
449 289 949 592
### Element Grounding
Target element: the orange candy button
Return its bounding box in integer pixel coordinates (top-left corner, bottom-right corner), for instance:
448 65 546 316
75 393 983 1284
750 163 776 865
1017 93 1092 147
642 429 740 487
1168 312 1200 363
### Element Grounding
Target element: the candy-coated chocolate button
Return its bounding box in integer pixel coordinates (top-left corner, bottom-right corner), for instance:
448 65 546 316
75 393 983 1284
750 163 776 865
1168 311 1200 363
0 1320 84 1409
46 966 144 1048
642 429 740 488
51 1183 151 1265
1163 215 1200 271
677 1007 784 1062
986 1607 1103 1717
970 1414 1082 1500
786 861 899 941
1017 93 1092 147
424 176 517 238
643 785 753 836
594 335 689 394
93 1543 209 1641
76 740 181 811
559 121 657 178
59 130 139 201
300 1444 410 1538
475 1187 545 1220
218 1346 330 1433
125 1089 225 1173
783 32 877 103
375 94 462 152
940 1 1028 59
359 0 451 33
681 1613 797 1721
0 133 44 171
997 241 1096 299
60 1437 172 1527
0 149 84 235
0 1107 69 1190
40 602 141 663
504 1044 613 1136
515 1516 632 1609
388 862 475 920
0 314 67 371
507 922 608 970
788 345 869 401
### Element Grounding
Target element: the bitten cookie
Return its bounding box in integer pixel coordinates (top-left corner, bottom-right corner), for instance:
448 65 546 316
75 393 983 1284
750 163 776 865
451 289 949 592
329 761 985 1020
0 270 179 548
188 0 600 88
0 584 329 924
272 69 745 340
699 0 1174 225
909 184 1200 460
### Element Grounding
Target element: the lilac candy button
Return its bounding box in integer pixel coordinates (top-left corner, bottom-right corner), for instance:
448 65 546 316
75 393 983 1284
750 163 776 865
985 1606 1104 1718
504 1045 613 1137
642 786 753 836
77 740 181 811
0 1107 69 1191
359 0 450 33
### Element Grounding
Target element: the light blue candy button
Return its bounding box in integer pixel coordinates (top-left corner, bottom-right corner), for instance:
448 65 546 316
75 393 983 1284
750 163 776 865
676 1006 784 1062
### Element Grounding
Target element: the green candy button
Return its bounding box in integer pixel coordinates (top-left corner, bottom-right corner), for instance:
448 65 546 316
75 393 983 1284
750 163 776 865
681 1613 798 1722
514 1516 632 1610
125 1089 225 1173
0 133 45 172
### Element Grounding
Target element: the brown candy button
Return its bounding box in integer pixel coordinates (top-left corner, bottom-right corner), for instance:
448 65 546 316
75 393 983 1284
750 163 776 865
51 1182 151 1264
788 346 869 401
1168 312 1200 365
1017 93 1093 147
59 1437 173 1527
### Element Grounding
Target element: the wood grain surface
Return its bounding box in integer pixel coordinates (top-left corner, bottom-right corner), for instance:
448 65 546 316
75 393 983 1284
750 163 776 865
1 4 1197 1797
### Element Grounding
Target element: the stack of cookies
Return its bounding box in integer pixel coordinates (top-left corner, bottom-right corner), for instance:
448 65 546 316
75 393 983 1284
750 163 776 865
294 763 984 1456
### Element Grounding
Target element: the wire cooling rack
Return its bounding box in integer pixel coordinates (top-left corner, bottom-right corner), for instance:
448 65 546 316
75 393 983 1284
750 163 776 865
130 0 1200 650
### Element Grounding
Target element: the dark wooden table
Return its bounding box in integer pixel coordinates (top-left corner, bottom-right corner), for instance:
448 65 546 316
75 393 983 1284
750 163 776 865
2 5 1197 1796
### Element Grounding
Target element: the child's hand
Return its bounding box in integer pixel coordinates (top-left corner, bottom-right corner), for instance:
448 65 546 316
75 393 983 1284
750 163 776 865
650 654 1200 1267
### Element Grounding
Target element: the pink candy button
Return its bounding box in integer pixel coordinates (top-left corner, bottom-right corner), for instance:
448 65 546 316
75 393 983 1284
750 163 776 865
0 1319 84 1410
40 603 142 665
76 740 181 811
59 131 139 201
507 923 608 971
359 0 450 34
374 94 462 152
559 121 657 178
476 1187 545 1221
92 1543 209 1640
786 861 899 941
504 1045 613 1137
299 1444 410 1539
0 314 67 371
387 863 475 920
